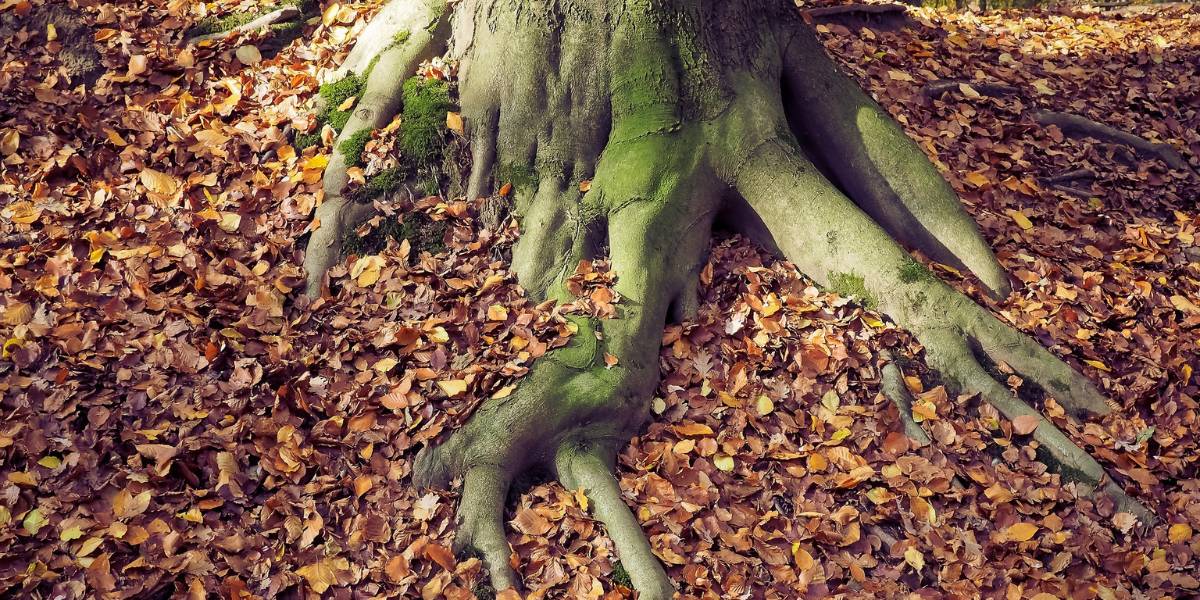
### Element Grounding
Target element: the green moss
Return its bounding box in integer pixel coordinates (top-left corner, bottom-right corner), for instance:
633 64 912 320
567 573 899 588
342 213 447 258
352 167 404 201
324 109 350 133
187 0 310 38
319 73 364 111
472 583 496 600
190 10 259 36
393 30 411 47
827 272 877 309
898 256 934 284
293 131 322 152
399 76 453 166
495 162 539 192
338 129 373 166
611 561 632 588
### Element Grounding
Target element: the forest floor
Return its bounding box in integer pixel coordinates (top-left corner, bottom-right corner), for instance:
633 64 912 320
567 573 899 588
0 1 1198 598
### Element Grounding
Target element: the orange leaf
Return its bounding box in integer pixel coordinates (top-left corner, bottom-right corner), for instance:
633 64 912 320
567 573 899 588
1012 415 1039 436
1005 522 1039 542
423 542 456 571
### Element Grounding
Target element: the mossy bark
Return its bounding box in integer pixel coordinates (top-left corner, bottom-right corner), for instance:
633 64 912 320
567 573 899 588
303 0 1157 595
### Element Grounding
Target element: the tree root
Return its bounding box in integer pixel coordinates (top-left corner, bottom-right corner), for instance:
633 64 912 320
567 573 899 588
879 350 933 446
1032 110 1197 175
921 78 1196 176
299 3 1166 595
185 6 302 46
557 447 675 600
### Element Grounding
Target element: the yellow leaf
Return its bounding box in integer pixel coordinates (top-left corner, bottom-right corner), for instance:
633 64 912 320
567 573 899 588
1168 523 1192 543
755 395 774 416
830 427 851 442
60 525 85 542
0 128 18 155
22 508 46 535
1006 209 1033 231
1083 359 1110 372
1005 522 1039 542
354 474 373 497
373 357 398 373
713 453 734 471
963 171 990 188
888 69 915 82
37 456 61 469
234 45 261 65
7 471 36 486
218 212 241 233
861 314 885 328
139 168 179 196
77 537 103 560
428 326 450 343
1032 78 1056 95
791 543 814 570
958 82 981 99
297 559 338 593
491 384 516 399
574 487 589 512
487 304 508 321
903 546 925 571
445 111 464 135
350 255 384 287
437 379 468 397
304 155 329 169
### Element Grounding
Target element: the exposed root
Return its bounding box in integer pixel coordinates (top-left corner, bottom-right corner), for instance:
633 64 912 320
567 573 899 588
185 6 302 46
556 447 675 600
732 135 1155 527
879 350 932 446
802 3 913 30
921 78 1195 176
456 467 520 591
1032 110 1197 175
782 33 1012 300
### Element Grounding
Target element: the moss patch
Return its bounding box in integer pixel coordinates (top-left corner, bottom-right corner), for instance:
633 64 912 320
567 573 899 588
186 0 309 39
293 131 322 152
827 272 877 309
399 76 453 166
611 561 632 588
351 167 404 201
495 162 539 193
342 213 447 258
338 129 373 167
899 256 934 284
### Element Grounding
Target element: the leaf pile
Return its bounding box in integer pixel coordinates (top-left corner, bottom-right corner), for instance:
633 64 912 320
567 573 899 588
0 0 1198 598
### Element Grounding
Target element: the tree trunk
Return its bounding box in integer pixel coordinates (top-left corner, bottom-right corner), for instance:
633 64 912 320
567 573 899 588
300 0 1156 596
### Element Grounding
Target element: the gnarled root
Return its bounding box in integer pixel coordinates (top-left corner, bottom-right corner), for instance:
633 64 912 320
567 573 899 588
303 1 1162 595
732 134 1156 526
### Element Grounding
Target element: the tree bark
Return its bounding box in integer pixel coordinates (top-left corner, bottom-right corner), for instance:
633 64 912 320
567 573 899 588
301 0 1160 595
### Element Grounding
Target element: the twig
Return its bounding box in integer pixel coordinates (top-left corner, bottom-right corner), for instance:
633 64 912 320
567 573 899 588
1032 110 1196 175
921 79 1020 100
1041 168 1096 184
804 3 908 19
185 6 301 46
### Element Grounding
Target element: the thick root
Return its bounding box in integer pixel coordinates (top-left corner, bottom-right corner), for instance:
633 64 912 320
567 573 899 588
732 135 1155 527
781 30 1012 300
879 350 932 446
456 467 520 591
556 446 675 600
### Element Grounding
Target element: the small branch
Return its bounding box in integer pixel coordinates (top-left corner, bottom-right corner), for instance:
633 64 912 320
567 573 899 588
185 6 301 45
1041 168 1096 185
921 79 1020 101
1032 110 1197 175
804 3 908 18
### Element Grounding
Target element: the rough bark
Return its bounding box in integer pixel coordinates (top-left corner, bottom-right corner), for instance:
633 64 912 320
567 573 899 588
301 0 1162 595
